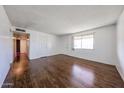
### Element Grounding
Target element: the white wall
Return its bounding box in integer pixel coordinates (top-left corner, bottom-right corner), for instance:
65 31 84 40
0 6 13 87
116 10 124 81
20 39 27 54
58 25 117 65
26 29 59 59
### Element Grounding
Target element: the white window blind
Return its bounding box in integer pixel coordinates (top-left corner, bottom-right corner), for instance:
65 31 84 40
73 33 94 49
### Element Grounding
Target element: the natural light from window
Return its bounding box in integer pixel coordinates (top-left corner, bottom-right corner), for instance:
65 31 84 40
73 33 94 49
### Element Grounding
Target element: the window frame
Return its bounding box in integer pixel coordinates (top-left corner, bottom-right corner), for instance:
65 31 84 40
72 33 95 50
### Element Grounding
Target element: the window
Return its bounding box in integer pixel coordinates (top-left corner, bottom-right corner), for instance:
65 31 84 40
73 33 94 49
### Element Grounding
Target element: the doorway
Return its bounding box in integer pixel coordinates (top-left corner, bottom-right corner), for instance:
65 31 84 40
16 39 20 59
13 32 30 61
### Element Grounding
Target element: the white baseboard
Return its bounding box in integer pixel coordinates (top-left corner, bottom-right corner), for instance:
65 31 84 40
0 65 10 88
62 53 115 66
116 66 124 81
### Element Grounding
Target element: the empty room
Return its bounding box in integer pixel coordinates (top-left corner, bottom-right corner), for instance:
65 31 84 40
0 5 124 88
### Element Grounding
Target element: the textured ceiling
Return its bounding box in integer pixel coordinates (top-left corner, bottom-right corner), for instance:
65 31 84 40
4 5 124 35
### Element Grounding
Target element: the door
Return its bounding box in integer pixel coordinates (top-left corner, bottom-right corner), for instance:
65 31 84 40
16 39 20 57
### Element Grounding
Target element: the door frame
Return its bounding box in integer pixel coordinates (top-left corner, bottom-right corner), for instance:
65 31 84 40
13 32 30 61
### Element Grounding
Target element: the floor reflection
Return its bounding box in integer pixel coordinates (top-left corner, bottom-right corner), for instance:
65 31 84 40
72 64 95 86
3 54 124 88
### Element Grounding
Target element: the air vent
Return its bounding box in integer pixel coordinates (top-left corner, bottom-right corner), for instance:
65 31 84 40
16 28 26 32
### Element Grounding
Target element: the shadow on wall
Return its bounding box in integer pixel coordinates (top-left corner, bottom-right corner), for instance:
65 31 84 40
117 9 124 81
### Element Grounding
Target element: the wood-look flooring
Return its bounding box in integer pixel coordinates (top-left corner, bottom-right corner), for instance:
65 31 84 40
2 54 124 88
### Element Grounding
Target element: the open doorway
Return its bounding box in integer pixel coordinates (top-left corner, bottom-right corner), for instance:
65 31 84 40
13 32 30 62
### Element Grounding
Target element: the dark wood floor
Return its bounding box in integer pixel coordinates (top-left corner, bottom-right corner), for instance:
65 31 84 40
2 54 124 88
